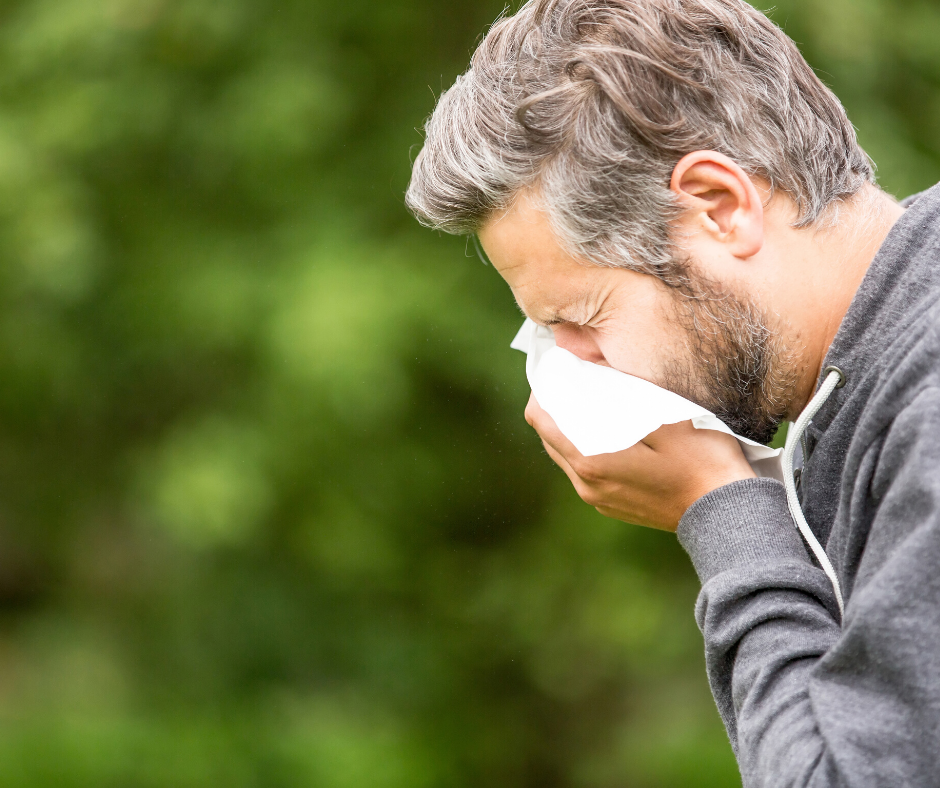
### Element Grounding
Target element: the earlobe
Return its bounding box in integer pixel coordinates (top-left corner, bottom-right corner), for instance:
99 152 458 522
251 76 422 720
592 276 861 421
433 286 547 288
670 151 764 259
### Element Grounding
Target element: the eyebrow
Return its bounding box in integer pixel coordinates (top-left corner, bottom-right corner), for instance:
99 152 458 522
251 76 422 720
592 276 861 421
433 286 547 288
527 303 586 328
513 292 591 328
512 300 561 327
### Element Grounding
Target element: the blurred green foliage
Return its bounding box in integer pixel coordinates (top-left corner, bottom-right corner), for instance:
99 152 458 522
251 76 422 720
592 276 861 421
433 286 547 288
0 0 935 785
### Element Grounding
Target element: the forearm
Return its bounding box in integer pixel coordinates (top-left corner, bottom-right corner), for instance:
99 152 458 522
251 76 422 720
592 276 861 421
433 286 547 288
679 389 940 787
679 480 844 786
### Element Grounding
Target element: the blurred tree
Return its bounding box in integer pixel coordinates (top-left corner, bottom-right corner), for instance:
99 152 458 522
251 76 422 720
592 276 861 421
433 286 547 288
0 1 934 786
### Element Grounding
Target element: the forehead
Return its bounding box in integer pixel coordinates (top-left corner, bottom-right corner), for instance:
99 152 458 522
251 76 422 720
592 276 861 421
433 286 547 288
479 193 558 264
478 194 606 319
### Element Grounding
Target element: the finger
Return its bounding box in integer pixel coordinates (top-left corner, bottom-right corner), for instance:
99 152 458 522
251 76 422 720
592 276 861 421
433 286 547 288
641 420 746 462
524 394 584 465
528 395 658 486
524 392 539 428
542 436 579 481
542 438 602 505
639 419 699 449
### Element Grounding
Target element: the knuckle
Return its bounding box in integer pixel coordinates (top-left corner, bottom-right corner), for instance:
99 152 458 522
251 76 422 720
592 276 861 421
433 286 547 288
572 480 590 501
524 402 537 428
582 489 603 507
571 456 598 483
574 482 601 506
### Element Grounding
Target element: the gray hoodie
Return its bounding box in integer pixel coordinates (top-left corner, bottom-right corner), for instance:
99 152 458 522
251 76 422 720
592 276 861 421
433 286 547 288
678 183 940 787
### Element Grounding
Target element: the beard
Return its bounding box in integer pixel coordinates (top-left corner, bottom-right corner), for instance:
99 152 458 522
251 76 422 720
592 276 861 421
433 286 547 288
659 272 802 445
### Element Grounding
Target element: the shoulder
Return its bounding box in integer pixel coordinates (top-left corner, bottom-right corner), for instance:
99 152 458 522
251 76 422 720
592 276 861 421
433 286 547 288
873 385 940 484
839 303 940 471
869 298 940 407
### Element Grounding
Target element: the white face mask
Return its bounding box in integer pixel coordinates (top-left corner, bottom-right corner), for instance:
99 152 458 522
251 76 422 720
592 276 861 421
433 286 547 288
511 318 783 482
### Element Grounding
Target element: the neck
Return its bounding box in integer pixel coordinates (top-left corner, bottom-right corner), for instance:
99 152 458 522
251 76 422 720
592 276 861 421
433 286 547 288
790 185 906 414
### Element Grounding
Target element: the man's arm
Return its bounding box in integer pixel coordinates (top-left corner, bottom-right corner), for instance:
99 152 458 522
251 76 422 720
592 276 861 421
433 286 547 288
527 388 940 786
681 388 940 786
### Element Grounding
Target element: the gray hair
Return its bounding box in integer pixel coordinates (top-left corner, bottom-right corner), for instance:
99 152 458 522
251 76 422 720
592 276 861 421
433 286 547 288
405 0 874 281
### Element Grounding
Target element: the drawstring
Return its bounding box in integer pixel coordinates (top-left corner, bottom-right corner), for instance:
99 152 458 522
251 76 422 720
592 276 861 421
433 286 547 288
782 367 846 619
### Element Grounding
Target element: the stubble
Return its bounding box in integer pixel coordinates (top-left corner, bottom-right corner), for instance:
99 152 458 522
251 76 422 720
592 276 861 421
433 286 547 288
660 274 803 445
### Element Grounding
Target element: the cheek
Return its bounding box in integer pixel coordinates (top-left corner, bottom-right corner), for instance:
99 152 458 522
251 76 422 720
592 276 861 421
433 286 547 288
594 314 679 383
590 269 685 381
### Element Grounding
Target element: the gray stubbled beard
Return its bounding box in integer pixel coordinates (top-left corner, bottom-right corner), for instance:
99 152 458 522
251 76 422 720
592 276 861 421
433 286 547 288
660 274 801 445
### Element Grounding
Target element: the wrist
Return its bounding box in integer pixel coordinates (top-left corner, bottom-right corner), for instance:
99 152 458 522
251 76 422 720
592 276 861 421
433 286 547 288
684 465 757 515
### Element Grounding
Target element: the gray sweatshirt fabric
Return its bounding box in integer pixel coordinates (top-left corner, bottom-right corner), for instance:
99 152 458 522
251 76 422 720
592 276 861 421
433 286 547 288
677 182 940 787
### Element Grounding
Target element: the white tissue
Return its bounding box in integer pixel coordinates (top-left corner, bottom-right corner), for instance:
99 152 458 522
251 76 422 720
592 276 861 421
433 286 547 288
511 318 783 482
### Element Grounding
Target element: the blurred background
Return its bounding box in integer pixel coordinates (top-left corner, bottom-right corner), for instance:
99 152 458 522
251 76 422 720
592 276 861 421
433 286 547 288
0 0 936 785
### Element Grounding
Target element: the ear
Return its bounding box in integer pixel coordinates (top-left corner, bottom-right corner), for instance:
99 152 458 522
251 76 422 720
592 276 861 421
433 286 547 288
670 151 764 259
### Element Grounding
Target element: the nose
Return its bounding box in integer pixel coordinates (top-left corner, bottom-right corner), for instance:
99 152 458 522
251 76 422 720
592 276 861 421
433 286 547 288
551 324 607 364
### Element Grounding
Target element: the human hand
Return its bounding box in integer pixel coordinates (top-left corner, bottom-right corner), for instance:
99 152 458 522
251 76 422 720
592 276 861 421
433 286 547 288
525 394 756 531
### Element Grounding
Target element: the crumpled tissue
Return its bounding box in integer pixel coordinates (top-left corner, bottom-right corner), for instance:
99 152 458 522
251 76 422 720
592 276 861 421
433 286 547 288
511 318 783 482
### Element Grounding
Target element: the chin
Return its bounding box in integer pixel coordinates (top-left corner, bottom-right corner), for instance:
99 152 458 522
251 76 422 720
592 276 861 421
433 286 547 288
720 415 782 446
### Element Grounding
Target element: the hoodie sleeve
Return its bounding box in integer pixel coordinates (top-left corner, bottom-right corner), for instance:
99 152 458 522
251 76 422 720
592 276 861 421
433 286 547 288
677 388 940 787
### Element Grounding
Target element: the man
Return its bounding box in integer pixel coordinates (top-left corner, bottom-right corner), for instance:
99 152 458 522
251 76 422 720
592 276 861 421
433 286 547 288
406 0 940 784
